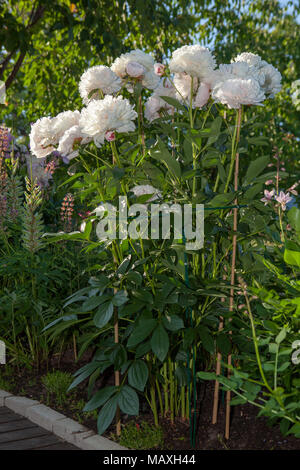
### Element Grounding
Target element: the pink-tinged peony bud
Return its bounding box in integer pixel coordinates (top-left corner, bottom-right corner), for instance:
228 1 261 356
265 179 273 185
80 221 86 233
126 62 145 78
105 130 116 142
154 63 165 76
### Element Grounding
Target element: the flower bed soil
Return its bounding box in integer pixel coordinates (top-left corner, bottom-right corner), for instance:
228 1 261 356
2 350 300 451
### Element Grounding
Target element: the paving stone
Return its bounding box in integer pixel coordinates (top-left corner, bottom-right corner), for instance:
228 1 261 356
5 396 39 415
53 417 93 444
0 390 13 406
27 404 66 431
79 433 126 451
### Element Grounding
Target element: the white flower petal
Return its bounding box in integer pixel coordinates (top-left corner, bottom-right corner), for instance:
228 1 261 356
79 95 137 147
79 66 122 104
212 78 265 109
169 45 216 81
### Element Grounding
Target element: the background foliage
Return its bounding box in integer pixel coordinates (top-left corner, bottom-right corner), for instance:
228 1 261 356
1 0 300 138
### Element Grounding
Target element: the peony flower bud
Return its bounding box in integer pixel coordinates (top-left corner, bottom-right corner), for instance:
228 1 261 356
154 63 165 76
105 130 116 142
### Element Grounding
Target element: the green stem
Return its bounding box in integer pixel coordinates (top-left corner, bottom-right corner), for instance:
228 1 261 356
223 109 241 194
163 362 169 415
278 206 285 242
274 346 279 390
150 382 159 427
156 378 164 417
181 386 186 419
110 141 121 166
241 279 272 393
169 356 174 423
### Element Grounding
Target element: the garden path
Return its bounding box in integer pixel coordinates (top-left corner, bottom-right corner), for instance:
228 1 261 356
0 406 78 450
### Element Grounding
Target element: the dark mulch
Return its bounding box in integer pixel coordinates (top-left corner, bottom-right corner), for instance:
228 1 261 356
1 350 300 450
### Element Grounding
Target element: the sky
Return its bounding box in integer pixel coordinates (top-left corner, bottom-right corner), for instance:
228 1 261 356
279 0 300 22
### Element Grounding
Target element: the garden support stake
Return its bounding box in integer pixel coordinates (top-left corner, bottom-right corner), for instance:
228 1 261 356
225 106 242 440
111 146 121 437
211 107 242 434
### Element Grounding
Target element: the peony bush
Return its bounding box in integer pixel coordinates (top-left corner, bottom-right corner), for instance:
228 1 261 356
28 45 300 440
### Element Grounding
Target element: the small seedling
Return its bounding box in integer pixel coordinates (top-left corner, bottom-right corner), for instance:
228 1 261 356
41 370 73 406
119 421 164 450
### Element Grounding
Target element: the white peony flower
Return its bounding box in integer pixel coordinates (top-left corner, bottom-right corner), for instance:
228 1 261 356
111 49 159 90
58 125 91 160
259 63 282 96
144 96 162 122
169 45 216 81
52 110 81 141
142 71 161 90
126 62 145 78
79 66 122 104
145 79 176 122
173 73 199 100
212 78 265 109
30 117 57 159
234 52 263 67
79 95 137 147
30 110 81 159
206 62 265 89
233 53 281 96
172 73 210 108
231 62 265 85
194 82 210 108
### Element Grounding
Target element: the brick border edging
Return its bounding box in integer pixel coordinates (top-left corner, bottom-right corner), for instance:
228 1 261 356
0 389 126 450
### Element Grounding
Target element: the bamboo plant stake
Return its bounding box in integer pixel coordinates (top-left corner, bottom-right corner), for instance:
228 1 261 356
212 107 242 431
113 299 121 436
111 145 121 437
212 259 228 424
225 106 242 439
212 313 224 424
212 109 228 424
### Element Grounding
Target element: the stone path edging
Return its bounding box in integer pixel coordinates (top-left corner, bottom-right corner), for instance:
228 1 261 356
0 389 126 450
